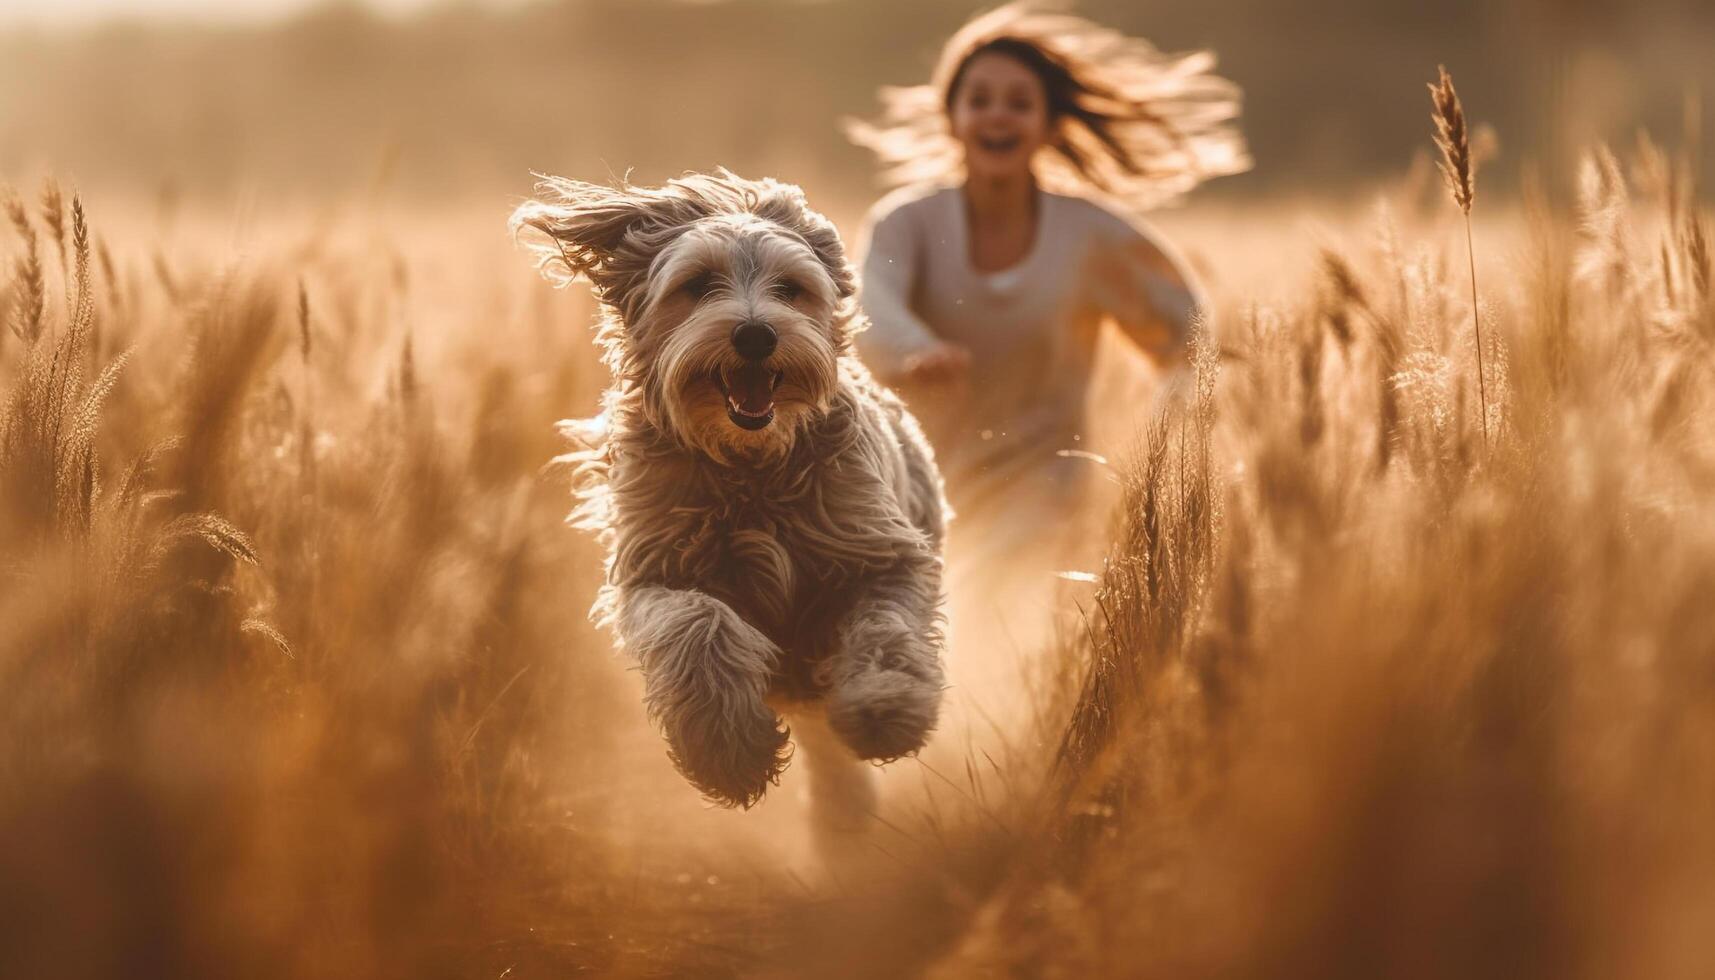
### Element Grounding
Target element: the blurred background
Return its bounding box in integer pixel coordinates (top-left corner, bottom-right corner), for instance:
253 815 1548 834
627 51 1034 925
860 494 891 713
2 0 1711 214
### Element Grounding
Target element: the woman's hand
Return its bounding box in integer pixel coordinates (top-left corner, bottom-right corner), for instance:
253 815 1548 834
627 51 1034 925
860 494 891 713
901 341 973 383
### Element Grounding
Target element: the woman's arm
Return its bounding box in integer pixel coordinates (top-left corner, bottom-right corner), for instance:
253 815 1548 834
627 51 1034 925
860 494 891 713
1081 214 1205 369
855 203 963 382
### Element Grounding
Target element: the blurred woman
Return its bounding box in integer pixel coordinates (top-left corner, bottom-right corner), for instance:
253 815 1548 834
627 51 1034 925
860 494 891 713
847 2 1248 686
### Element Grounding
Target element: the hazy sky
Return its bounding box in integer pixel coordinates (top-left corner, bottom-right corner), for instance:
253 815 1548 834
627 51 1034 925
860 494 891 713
0 0 533 28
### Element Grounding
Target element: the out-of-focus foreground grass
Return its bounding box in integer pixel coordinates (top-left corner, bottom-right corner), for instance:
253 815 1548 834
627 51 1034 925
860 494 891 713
4 135 1715 979
0 190 807 978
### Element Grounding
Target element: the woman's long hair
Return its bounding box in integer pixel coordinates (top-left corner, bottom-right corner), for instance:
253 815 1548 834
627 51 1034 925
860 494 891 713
846 1 1250 209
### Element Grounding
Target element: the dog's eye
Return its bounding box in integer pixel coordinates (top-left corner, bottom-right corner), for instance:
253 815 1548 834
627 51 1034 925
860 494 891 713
771 280 804 303
682 273 717 300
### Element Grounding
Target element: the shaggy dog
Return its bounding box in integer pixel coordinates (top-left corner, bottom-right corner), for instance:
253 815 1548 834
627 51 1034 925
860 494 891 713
511 170 948 812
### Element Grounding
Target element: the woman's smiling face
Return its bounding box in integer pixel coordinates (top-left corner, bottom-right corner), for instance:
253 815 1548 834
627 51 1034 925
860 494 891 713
949 51 1050 181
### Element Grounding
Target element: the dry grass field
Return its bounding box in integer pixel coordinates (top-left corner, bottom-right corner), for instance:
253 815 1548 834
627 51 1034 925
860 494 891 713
4 47 1715 980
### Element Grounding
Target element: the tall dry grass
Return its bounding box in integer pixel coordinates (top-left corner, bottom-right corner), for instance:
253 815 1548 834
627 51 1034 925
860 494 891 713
913 126 1715 978
3 99 1715 979
0 184 789 978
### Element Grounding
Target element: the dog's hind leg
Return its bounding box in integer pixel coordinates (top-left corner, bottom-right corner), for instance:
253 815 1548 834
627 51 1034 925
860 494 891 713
610 584 791 808
788 707 879 866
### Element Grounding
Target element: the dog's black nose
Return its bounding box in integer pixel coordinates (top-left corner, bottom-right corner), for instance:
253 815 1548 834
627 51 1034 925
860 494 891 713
731 320 777 361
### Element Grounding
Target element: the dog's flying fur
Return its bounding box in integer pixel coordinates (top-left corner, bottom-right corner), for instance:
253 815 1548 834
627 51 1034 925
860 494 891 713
513 170 948 808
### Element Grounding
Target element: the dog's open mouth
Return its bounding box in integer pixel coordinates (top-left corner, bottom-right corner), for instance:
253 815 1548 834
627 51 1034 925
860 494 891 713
713 364 782 431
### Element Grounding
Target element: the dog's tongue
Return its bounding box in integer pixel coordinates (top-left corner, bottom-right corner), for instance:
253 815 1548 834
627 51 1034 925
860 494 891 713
730 363 774 414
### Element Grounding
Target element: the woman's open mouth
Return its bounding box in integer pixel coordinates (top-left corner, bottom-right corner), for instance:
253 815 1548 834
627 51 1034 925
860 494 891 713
977 134 1022 154
713 364 782 431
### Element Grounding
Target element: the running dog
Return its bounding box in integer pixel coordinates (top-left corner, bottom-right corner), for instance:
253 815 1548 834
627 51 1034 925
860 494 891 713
512 170 948 812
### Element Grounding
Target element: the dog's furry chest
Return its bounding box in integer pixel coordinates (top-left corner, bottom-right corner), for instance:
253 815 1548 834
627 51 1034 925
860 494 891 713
598 378 939 702
610 460 890 700
672 484 855 634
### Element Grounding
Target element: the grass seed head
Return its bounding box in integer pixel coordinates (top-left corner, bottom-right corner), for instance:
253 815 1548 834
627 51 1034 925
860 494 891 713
1429 66 1475 215
4 187 45 344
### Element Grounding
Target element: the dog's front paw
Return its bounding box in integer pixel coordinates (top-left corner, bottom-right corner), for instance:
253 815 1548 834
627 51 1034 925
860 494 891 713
827 668 942 762
662 698 791 809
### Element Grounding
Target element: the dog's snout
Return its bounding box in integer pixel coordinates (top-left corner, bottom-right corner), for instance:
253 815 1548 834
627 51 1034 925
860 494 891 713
731 320 777 361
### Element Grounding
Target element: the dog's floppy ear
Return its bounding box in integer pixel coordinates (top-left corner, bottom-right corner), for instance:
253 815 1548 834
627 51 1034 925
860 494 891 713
510 174 691 311
744 175 857 306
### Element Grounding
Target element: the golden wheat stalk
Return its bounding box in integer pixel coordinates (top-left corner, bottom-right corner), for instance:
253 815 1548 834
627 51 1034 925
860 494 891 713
4 187 45 344
295 278 317 491
38 178 68 287
1430 65 1489 449
1685 212 1710 306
